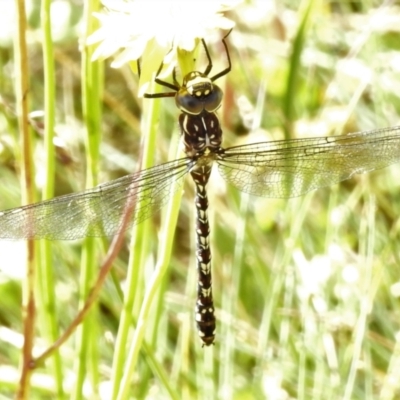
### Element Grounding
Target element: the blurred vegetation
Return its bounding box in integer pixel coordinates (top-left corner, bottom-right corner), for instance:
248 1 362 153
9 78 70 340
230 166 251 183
1 0 400 399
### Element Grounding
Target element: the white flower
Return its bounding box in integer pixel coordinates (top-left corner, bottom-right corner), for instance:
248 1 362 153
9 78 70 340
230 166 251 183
87 0 238 73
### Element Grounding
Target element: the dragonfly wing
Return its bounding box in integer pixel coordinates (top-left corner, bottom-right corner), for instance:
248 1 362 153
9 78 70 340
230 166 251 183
0 157 190 240
217 126 400 198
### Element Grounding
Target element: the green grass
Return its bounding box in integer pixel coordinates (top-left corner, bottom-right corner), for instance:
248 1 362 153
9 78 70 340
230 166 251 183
1 0 400 399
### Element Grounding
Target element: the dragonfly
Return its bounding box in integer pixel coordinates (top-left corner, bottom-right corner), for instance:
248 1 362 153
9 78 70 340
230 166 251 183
1 35 400 346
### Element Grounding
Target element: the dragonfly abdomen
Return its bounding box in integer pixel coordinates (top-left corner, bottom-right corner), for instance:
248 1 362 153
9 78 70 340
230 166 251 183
191 165 215 346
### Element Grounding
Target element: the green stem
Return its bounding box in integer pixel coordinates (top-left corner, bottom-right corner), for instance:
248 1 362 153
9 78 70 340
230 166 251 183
37 0 64 397
73 0 102 398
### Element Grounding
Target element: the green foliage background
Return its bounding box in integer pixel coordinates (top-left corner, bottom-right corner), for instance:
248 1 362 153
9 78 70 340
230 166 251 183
0 0 400 399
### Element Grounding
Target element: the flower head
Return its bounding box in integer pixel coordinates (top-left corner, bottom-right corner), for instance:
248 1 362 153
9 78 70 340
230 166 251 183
87 0 238 94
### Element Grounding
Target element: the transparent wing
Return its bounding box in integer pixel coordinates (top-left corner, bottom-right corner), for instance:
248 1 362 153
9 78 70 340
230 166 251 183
217 126 400 198
0 157 191 240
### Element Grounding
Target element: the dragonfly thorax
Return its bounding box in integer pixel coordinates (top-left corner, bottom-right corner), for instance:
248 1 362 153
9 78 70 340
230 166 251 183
176 71 223 115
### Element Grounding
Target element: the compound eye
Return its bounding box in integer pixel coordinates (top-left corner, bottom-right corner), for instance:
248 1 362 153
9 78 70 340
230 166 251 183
203 86 223 113
176 90 203 114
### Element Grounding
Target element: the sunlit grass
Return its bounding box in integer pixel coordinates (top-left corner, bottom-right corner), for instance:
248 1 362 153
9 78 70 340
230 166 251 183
0 0 400 399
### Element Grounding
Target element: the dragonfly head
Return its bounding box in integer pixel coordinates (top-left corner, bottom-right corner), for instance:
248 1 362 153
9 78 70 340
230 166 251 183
176 71 223 115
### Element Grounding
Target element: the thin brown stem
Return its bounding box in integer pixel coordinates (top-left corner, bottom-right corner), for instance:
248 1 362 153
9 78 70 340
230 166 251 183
14 0 36 398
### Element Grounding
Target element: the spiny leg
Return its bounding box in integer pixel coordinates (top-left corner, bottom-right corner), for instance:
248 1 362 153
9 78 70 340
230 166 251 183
209 29 232 82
